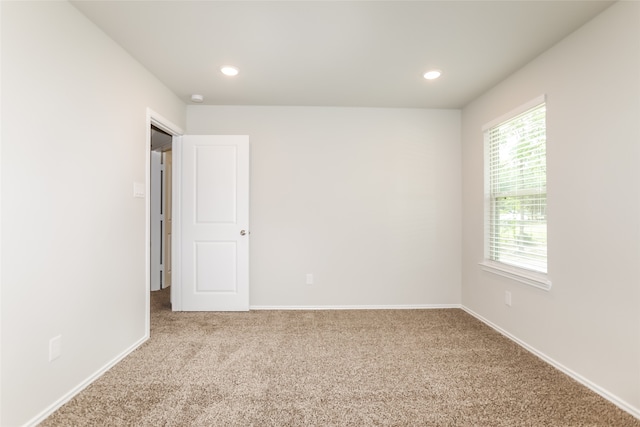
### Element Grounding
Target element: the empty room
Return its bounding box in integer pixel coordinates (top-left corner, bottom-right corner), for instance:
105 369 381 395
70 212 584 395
1 1 639 426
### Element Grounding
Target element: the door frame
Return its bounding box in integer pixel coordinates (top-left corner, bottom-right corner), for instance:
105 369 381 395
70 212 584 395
145 109 183 332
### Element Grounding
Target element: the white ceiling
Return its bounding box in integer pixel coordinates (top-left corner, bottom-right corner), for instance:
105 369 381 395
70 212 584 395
71 0 614 109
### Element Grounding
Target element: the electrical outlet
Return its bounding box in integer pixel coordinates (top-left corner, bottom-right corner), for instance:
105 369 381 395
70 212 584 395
505 291 512 307
306 273 313 285
49 335 62 362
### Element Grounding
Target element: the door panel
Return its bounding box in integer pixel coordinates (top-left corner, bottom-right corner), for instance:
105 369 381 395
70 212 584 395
179 135 249 311
195 145 237 223
195 242 237 292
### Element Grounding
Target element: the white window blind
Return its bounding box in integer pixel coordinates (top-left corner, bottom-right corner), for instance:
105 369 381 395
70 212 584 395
485 101 547 274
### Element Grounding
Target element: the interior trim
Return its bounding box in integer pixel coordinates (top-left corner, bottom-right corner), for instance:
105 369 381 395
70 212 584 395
479 260 552 290
462 305 640 420
24 336 148 427
250 304 461 310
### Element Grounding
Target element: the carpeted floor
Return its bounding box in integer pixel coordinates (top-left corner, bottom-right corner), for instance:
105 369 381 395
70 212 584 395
42 288 639 426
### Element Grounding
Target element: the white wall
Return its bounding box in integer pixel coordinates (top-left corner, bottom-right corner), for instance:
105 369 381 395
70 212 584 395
188 106 461 308
0 2 185 426
6 0 635 424
461 1 640 415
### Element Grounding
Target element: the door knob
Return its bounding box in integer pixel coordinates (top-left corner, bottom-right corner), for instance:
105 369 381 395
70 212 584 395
240 230 247 236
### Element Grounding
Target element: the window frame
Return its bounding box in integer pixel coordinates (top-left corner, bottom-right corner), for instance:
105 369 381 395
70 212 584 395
479 95 552 291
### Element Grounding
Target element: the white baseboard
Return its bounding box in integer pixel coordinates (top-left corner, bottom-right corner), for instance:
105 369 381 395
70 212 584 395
461 305 640 421
250 304 461 310
24 334 149 427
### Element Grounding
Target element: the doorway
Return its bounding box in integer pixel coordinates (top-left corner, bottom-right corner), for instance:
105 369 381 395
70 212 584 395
144 110 250 316
150 125 172 292
145 110 183 333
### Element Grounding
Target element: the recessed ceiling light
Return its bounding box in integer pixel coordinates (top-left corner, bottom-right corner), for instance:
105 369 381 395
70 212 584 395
423 70 442 80
221 66 239 76
191 94 204 103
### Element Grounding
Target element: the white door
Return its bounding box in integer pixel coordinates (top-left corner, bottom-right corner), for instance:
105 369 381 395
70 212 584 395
164 150 172 288
176 135 249 311
150 150 164 291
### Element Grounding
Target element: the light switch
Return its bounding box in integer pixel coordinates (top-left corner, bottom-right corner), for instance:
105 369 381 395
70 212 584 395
133 182 145 198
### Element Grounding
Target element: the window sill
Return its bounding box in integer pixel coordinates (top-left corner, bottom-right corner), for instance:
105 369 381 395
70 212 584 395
479 260 552 291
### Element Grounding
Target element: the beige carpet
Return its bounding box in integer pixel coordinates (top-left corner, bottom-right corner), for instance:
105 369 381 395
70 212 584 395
42 288 639 426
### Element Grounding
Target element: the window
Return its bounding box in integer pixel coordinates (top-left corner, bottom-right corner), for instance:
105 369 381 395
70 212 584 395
481 96 550 289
